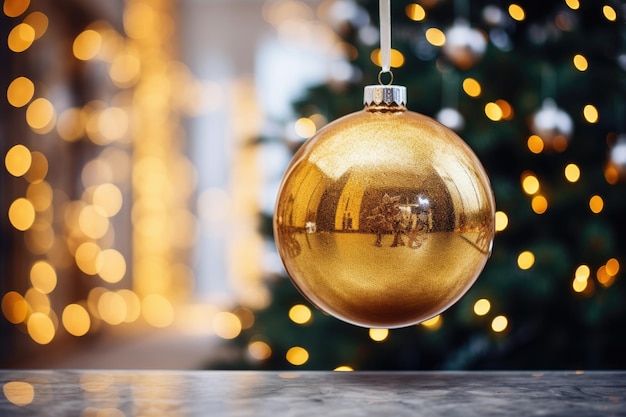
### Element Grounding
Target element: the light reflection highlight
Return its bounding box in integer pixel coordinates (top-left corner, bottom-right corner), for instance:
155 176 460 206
3 381 35 406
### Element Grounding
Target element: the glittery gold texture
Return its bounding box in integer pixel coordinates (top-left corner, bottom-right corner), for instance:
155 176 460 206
275 101 495 328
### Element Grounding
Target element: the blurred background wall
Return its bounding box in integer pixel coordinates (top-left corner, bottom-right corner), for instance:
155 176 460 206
0 0 342 369
2 0 626 370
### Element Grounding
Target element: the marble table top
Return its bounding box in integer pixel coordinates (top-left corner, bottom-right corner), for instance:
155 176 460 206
1 370 625 416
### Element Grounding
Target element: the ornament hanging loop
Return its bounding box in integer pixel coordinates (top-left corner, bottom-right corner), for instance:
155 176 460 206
378 70 394 86
379 0 391 74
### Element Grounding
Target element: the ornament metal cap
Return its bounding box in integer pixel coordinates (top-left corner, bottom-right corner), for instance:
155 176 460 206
363 85 407 107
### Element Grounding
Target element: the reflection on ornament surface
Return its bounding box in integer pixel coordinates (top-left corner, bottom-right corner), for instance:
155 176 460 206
274 86 495 328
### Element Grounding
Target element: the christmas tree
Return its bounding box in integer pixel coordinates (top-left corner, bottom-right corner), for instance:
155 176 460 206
214 0 626 370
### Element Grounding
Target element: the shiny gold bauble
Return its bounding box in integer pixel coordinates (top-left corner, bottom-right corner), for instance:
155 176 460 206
274 85 495 328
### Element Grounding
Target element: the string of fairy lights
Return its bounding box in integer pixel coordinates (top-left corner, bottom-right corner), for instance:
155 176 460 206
2 0 624 372
2 0 255 349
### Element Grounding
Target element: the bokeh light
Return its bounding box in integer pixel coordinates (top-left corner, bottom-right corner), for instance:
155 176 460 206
27 312 55 344
73 29 102 60
564 163 580 182
2 291 29 324
491 315 508 332
602 5 617 22
288 304 312 325
7 76 34 107
589 195 604 214
406 3 426 21
575 265 591 280
496 99 514 120
606 258 620 276
565 0 579 10
462 78 482 97
596 265 614 287
57 108 85 142
573 277 588 293
93 183 123 217
370 48 405 68
142 294 175 328
8 198 36 231
30 260 57 294
421 315 442 330
527 135 544 154
109 52 141 88
294 117 316 139
75 242 102 275
3 0 30 17
573 54 588 71
5 144 32 176
24 151 48 183
78 205 109 239
425 28 445 46
26 98 56 133
369 328 389 342
495 211 509 232
62 304 91 336
508 4 525 21
98 291 127 325
213 311 242 339
531 194 548 214
26 181 53 212
473 299 491 316
517 251 535 270
97 249 127 283
286 346 309 366
485 102 503 121
248 340 272 361
8 23 35 52
521 172 540 195
583 104 598 123
23 11 48 40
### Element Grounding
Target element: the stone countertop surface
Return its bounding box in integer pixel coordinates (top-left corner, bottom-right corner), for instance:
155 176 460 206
1 370 625 416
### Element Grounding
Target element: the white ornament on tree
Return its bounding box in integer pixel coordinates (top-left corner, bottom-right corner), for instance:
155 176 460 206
609 134 626 180
442 19 487 70
530 98 573 152
436 107 465 131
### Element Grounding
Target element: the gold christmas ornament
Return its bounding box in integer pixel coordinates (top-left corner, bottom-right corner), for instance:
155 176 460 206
274 85 495 328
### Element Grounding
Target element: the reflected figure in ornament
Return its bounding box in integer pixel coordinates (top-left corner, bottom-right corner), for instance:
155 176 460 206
366 193 401 247
366 193 430 249
342 212 354 231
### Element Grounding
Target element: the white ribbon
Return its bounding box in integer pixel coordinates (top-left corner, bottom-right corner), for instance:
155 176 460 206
380 0 391 73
